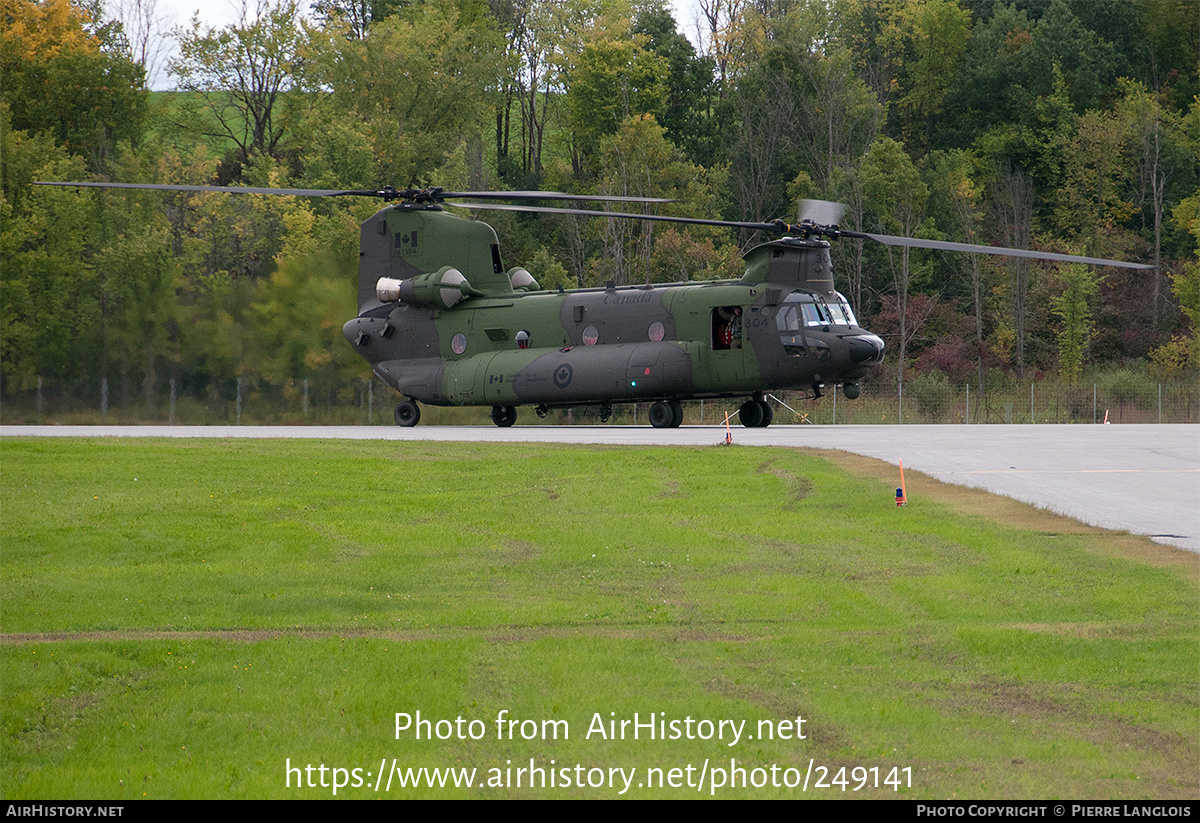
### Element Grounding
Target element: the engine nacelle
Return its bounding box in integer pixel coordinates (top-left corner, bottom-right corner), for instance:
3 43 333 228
508 267 540 292
377 267 472 309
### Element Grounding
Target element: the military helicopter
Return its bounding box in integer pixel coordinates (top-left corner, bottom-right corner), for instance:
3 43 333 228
36 181 1153 428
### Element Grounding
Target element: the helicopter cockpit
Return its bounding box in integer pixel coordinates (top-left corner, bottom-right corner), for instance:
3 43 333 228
775 290 859 333
775 290 883 374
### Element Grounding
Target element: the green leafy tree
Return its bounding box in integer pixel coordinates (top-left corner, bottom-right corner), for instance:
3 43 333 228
862 136 931 386
523 246 572 290
567 39 667 175
925 148 994 403
720 44 803 223
1050 263 1100 384
879 0 972 152
719 3 883 230
318 3 502 185
1137 0 1200 112
1149 195 1199 378
93 218 179 414
169 0 311 172
945 0 1118 150
1115 79 1195 323
0 121 98 390
632 2 719 166
588 115 688 285
248 245 359 390
1051 106 1136 254
491 0 633 182
787 5 884 197
695 0 761 95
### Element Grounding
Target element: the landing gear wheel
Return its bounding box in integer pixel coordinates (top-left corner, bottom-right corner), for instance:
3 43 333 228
668 400 684 428
649 401 675 428
491 405 517 427
394 400 420 427
756 399 773 427
738 399 764 428
598 403 613 423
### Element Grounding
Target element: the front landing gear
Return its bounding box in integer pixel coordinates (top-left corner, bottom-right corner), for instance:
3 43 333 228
491 405 517 427
738 397 773 428
394 399 420 427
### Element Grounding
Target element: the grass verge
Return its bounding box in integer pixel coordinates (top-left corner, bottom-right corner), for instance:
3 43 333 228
1 438 1195 799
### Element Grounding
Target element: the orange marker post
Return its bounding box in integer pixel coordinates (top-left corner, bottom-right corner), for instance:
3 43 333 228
896 458 908 506
722 411 733 444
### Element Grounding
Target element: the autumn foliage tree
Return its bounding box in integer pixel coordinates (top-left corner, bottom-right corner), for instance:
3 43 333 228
1 0 147 167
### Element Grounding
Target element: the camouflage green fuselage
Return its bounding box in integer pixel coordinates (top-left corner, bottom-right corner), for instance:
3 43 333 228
342 205 884 410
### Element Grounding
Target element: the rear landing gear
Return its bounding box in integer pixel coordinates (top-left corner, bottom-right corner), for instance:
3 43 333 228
394 399 420 427
491 405 517 427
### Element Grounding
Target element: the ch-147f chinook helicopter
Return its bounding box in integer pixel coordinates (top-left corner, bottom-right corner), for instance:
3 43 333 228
37 182 1153 428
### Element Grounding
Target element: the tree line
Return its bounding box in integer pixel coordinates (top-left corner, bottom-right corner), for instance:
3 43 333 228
1 0 1197 418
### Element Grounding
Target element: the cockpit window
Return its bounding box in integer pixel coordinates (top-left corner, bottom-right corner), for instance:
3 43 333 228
778 292 831 329
801 302 829 326
827 293 857 326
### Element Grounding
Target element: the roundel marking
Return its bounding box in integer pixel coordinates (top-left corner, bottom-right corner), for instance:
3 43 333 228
553 363 573 389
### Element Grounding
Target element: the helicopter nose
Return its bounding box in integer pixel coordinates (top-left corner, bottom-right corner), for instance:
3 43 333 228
848 333 885 365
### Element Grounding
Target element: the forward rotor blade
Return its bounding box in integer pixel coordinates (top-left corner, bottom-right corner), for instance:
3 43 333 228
860 232 1155 270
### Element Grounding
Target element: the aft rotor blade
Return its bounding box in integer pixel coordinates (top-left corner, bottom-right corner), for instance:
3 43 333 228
859 232 1155 270
33 181 371 197
35 181 674 204
452 201 776 231
442 191 673 203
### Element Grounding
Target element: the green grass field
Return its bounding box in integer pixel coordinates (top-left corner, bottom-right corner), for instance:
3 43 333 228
1 438 1196 799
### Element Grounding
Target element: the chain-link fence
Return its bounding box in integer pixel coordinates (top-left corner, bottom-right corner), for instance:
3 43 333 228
1 372 1197 426
773 378 1199 425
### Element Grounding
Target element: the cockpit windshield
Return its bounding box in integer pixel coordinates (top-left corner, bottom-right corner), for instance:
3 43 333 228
777 291 856 330
827 293 858 326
